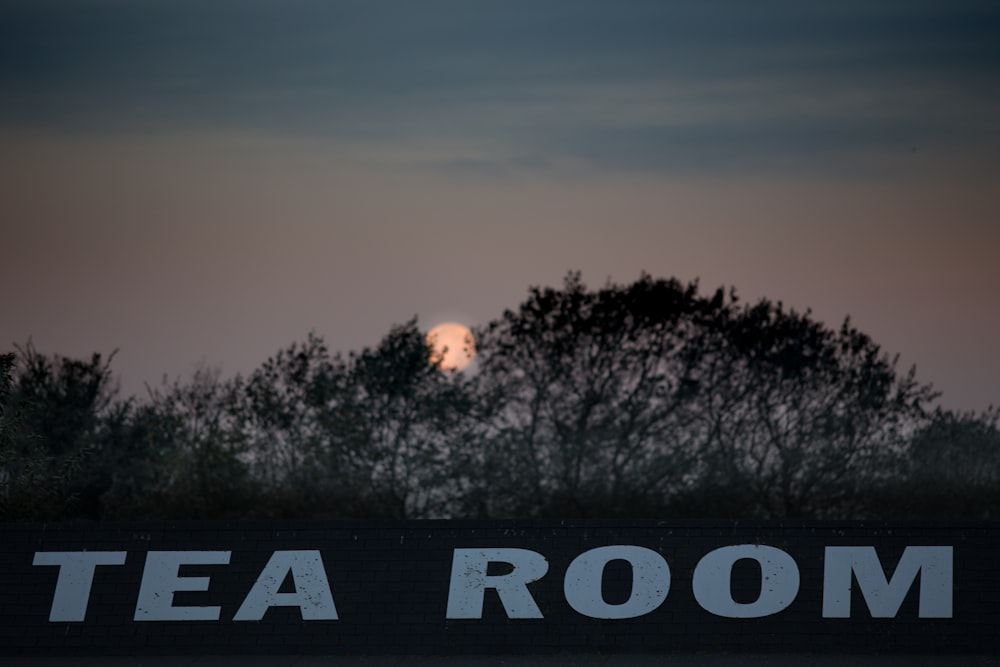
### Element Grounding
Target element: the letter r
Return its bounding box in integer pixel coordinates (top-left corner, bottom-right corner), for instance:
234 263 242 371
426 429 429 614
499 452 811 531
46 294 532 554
446 548 548 619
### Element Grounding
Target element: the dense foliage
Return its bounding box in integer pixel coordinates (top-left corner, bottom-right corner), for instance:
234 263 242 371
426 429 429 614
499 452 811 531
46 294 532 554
2 274 996 520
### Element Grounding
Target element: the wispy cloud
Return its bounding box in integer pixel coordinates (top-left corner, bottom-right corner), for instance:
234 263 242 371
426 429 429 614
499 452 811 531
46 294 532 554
2 1 998 176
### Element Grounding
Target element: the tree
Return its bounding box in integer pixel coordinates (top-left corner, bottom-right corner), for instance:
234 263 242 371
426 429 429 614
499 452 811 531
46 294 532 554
339 320 473 518
0 352 57 520
464 273 715 517
461 272 937 518
117 366 255 519
0 272 956 521
683 301 936 518
905 407 1000 518
0 344 118 519
235 332 352 515
234 323 473 518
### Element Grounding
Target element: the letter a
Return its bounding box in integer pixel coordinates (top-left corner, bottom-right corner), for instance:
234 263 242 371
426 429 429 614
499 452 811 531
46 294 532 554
234 550 338 621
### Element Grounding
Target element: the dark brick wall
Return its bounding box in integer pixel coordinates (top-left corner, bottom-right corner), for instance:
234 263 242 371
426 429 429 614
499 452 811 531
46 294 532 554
1 521 996 656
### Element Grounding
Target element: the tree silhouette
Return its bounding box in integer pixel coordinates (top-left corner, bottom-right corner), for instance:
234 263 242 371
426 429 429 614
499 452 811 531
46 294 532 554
681 301 936 517
0 344 116 519
130 366 254 519
343 320 472 518
905 407 1000 518
462 273 711 517
235 332 350 516
462 273 937 518
232 321 472 518
2 272 992 520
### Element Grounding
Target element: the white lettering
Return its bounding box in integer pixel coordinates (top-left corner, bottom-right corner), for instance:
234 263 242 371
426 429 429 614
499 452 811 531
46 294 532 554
446 548 548 619
134 551 231 621
33 551 127 622
692 545 800 618
563 545 670 619
31 541 960 627
822 546 953 618
234 550 338 621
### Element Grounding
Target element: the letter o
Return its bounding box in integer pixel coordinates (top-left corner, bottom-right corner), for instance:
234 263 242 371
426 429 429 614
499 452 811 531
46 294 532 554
564 545 670 619
692 544 799 618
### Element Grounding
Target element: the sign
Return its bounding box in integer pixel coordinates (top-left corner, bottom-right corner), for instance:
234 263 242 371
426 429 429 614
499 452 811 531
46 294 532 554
0 521 994 656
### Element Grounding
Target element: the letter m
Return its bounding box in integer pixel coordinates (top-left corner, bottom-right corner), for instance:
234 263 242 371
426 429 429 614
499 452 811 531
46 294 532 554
823 546 952 618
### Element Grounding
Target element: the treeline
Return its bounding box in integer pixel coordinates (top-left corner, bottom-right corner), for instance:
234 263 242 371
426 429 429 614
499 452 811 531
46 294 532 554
3 273 999 521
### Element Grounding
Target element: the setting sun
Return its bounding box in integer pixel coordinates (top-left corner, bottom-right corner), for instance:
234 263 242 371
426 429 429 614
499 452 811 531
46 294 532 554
426 322 475 371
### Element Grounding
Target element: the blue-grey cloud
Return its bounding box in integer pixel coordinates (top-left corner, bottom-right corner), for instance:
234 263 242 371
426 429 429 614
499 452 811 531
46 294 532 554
2 1 998 174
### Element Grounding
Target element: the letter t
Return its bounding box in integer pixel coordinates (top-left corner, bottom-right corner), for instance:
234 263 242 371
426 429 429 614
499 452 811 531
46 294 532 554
33 551 128 621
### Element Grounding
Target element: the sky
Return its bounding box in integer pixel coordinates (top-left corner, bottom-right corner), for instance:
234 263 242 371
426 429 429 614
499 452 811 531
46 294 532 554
1 1 999 412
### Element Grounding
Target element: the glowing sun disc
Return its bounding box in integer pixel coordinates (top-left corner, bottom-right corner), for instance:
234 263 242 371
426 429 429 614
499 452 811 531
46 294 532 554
426 322 475 371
